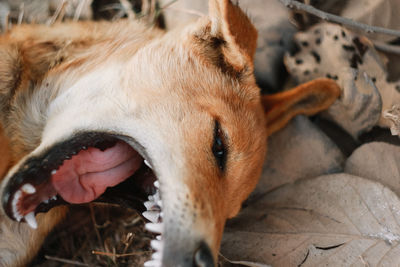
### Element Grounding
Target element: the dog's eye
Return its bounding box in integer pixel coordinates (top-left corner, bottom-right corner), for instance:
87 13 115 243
212 121 227 172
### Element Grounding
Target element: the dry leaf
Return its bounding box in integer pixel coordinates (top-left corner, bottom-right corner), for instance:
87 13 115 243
222 174 400 266
285 23 400 136
384 105 400 136
345 142 400 195
249 116 344 201
324 69 383 138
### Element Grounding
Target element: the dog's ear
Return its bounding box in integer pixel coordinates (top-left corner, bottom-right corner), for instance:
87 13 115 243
262 79 341 136
192 0 257 74
208 0 257 71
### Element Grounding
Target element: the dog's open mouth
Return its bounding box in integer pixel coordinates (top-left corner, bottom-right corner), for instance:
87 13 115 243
1 132 164 262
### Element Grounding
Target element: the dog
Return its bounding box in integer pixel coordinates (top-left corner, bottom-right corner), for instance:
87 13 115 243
0 0 340 266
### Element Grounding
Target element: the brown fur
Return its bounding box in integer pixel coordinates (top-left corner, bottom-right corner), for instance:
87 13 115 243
0 0 340 266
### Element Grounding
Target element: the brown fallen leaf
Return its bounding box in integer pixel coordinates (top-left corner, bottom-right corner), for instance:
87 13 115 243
222 173 400 266
345 142 400 195
249 115 344 203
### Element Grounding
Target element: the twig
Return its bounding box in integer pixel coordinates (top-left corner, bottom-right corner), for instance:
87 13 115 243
373 40 400 55
92 250 148 258
279 0 400 38
122 232 134 254
89 203 104 250
45 255 89 266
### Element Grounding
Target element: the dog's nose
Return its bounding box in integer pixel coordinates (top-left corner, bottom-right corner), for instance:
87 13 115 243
194 242 214 267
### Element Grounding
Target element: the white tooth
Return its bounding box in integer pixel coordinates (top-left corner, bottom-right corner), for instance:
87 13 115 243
156 235 162 241
144 159 152 169
153 181 160 188
153 191 160 201
144 201 155 210
51 169 57 175
157 200 163 208
151 240 163 251
25 212 37 229
145 223 163 233
152 251 162 260
148 195 154 201
159 212 164 218
43 199 49 204
21 184 36 194
144 260 161 267
51 195 57 201
143 211 159 223
12 190 23 222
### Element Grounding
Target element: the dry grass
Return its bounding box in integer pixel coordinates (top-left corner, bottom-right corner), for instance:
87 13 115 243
30 204 154 266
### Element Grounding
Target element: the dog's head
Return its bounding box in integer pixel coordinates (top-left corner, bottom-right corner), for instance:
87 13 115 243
0 0 339 266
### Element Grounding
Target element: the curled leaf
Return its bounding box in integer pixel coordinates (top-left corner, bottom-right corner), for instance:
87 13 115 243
345 142 400 195
383 105 400 136
285 23 400 136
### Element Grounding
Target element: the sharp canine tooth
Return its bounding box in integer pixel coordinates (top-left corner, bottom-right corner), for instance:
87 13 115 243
157 200 162 208
144 201 155 210
143 211 159 223
144 260 161 267
153 191 160 200
152 251 162 260
145 223 163 233
21 184 36 194
25 212 37 229
154 181 160 188
144 159 152 169
12 190 23 222
156 235 162 241
51 170 57 175
51 195 57 201
151 240 163 251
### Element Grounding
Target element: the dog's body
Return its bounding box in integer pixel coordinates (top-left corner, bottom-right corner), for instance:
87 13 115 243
0 1 340 266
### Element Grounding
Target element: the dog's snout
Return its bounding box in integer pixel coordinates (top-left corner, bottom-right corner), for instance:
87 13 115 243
194 242 214 267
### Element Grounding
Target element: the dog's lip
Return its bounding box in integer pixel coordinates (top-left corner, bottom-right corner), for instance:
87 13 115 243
1 131 156 222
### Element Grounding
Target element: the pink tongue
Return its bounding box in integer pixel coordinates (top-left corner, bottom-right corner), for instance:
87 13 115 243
51 141 142 204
